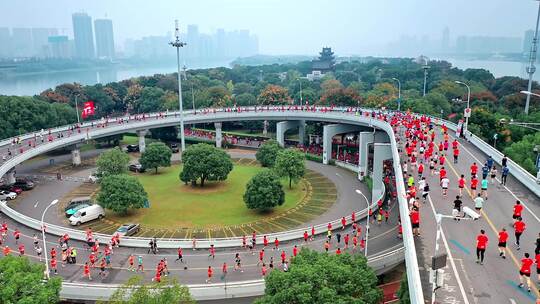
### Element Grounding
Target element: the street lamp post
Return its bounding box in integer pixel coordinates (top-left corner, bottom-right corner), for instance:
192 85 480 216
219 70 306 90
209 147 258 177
391 78 401 111
298 78 303 105
525 0 540 115
41 199 58 280
74 94 80 124
355 189 370 256
169 20 187 156
455 81 471 135
422 65 430 96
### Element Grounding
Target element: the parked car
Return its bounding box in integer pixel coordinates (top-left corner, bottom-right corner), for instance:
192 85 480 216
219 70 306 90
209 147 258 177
65 203 90 218
64 196 92 212
13 178 34 190
0 190 17 200
115 223 140 236
126 144 140 153
69 205 105 226
170 143 179 153
88 174 99 183
129 163 146 173
0 185 22 195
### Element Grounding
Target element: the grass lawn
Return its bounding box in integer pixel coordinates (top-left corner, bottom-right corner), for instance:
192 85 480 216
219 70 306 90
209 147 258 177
106 164 306 228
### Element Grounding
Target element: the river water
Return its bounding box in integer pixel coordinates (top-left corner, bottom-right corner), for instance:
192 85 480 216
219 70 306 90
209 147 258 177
0 58 537 96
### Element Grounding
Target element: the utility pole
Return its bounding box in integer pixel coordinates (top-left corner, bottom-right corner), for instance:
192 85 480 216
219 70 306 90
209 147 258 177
525 0 540 115
422 65 430 97
169 20 187 156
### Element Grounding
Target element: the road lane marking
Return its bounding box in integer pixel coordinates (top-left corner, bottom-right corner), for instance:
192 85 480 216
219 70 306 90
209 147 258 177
449 239 471 255
427 194 471 304
456 138 540 224
445 157 540 299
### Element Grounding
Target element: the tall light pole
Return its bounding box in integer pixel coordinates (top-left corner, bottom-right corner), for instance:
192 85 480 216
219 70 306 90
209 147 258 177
525 0 540 115
422 65 430 97
298 78 303 105
41 199 58 280
169 20 187 155
74 94 80 124
455 81 471 134
355 189 370 256
392 78 401 111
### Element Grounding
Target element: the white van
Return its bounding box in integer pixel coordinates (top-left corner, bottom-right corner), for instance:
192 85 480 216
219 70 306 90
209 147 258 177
69 205 105 226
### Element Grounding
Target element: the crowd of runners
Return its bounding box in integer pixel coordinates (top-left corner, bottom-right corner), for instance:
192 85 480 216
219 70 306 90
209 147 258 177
394 112 539 294
0 106 537 302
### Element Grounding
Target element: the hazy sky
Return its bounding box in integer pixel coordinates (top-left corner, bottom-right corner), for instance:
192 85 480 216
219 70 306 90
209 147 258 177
0 0 538 55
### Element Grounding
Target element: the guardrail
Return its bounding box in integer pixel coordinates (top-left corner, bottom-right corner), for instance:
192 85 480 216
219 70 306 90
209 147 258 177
58 246 405 302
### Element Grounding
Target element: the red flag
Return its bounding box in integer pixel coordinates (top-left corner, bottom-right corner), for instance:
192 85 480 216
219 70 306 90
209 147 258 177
82 101 95 119
447 113 457 119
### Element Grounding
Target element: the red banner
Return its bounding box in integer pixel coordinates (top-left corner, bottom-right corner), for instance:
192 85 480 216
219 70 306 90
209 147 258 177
81 101 95 119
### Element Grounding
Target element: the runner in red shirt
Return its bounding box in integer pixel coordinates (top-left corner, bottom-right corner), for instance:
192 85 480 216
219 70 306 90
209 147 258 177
513 201 524 225
410 208 420 237
206 266 213 283
274 238 279 251
293 245 298 257
341 217 347 230
518 253 534 292
351 211 356 223
311 226 315 241
470 162 478 176
303 231 309 243
258 249 264 266
458 175 466 196
336 248 342 255
280 250 286 265
18 244 24 256
536 252 540 281
514 217 526 250
263 235 268 248
50 258 57 274
453 148 460 163
439 167 447 181
498 228 508 259
83 262 92 280
470 177 479 197
476 229 488 264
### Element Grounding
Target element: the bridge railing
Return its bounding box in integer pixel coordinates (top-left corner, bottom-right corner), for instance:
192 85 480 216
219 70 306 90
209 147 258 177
58 246 405 302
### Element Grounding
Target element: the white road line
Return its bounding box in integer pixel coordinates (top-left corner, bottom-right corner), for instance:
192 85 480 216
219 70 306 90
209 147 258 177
457 139 540 224
426 194 471 304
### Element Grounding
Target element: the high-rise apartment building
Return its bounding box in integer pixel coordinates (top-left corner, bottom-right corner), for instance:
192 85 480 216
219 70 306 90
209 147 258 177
94 18 115 59
0 27 11 58
72 12 95 59
11 28 33 57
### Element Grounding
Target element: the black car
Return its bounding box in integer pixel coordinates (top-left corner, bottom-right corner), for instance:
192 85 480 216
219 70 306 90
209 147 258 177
13 179 34 191
170 143 179 153
129 164 146 173
126 144 140 152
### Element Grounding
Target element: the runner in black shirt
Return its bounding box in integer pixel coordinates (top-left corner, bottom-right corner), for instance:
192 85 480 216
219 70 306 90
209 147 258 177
453 195 463 221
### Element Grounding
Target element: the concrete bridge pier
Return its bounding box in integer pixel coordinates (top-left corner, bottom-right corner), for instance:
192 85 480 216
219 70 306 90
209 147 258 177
276 120 306 147
137 130 148 153
372 143 392 205
358 131 390 180
322 124 366 165
5 169 15 185
215 122 223 148
71 144 82 166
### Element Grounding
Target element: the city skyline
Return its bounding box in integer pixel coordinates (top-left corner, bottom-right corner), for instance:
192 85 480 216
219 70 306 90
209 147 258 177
0 0 537 56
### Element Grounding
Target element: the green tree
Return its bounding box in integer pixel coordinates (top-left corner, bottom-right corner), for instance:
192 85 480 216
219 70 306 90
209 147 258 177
504 132 540 174
97 174 148 215
140 142 172 174
179 143 233 187
256 139 283 167
235 93 257 106
96 147 130 178
105 276 194 304
134 87 165 113
0 256 62 304
397 274 410 304
255 249 382 304
244 170 285 210
274 148 305 188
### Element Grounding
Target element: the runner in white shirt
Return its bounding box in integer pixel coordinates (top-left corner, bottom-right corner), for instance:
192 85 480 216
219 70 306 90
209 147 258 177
440 177 450 196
